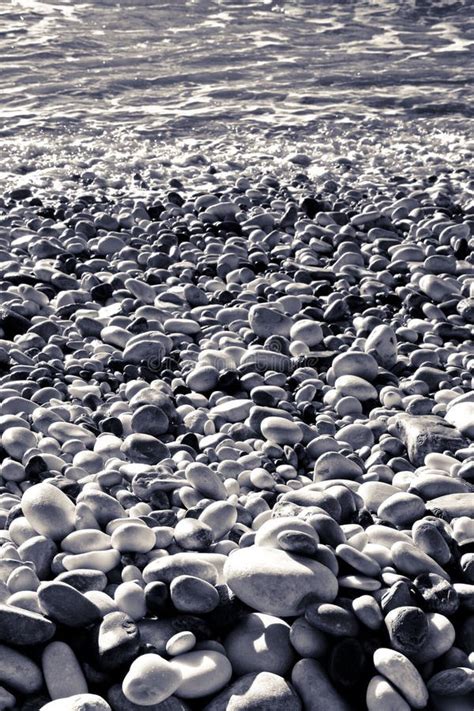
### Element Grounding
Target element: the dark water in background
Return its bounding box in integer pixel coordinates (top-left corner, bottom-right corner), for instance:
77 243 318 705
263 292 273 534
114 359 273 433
0 0 473 185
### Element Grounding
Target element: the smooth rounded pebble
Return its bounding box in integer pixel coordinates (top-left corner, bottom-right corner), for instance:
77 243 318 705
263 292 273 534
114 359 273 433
0 643 43 694
366 675 410 711
40 694 111 710
224 545 338 616
21 482 76 541
122 653 183 706
224 612 294 676
203 671 302 711
42 641 88 700
373 647 429 709
291 658 350 711
170 650 233 699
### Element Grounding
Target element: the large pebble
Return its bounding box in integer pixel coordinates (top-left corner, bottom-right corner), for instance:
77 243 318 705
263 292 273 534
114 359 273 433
97 611 140 670
365 325 397 369
261 417 303 445
121 434 170 465
335 375 377 401
40 694 111 711
38 581 102 627
170 650 232 699
249 305 292 338
224 612 294 676
122 653 183 706
389 414 467 466
332 351 378 381
21 482 75 541
254 516 318 549
224 546 338 616
42 641 88 700
170 575 219 614
366 675 410 711
373 647 428 709
111 522 156 553
0 643 43 694
143 552 221 585
203 671 302 711
384 606 428 656
0 603 55 645
291 658 350 711
377 493 426 527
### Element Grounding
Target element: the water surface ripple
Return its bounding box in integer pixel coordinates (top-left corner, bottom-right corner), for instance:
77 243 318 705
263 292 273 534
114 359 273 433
1 0 473 138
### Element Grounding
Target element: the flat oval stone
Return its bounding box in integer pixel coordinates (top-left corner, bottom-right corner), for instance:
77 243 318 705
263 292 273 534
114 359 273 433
336 544 381 577
335 375 377 401
427 667 474 697
392 542 449 580
61 530 112 554
56 569 108 593
290 319 323 347
121 434 170 465
0 603 56 645
38 581 102 627
305 602 359 637
261 417 303 445
0 643 43 694
2 426 37 460
199 502 237 540
224 546 338 617
314 451 363 482
143 553 219 586
166 631 196 657
427 493 474 520
378 493 426 527
174 519 214 551
335 423 374 449
445 402 474 439
131 405 169 437
111 522 156 553
122 334 172 365
48 422 96 447
249 305 292 338
62 550 121 574
186 366 219 393
332 351 379 381
289 616 328 658
170 575 219 614
211 399 252 423
185 463 227 500
42 641 88 700
419 274 460 302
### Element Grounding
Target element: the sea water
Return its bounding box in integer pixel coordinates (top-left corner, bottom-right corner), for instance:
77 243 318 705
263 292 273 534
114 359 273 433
0 0 473 188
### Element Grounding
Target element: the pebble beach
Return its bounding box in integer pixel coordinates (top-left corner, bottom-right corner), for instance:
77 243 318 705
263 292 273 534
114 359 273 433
1 1 474 710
